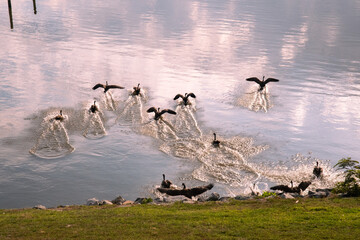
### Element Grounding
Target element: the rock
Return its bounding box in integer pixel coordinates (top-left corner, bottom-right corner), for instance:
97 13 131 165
33 205 46 210
122 200 134 205
182 199 196 204
308 191 327 198
100 200 113 205
112 196 126 205
134 198 153 204
235 195 251 200
206 192 220 201
87 198 100 206
219 197 232 202
280 193 294 199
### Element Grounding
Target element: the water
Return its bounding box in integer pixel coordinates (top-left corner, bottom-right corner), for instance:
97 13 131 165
0 0 359 209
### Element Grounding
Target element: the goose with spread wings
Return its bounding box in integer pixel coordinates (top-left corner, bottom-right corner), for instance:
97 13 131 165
270 180 311 194
147 107 176 120
246 76 279 91
173 92 196 106
92 81 125 93
157 183 214 199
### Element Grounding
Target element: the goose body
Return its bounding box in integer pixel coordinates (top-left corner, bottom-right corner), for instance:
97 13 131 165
53 110 65 121
147 107 176 120
92 81 125 93
313 161 323 179
89 101 99 113
157 183 214 199
212 133 220 147
246 76 279 91
173 92 196 106
270 181 311 194
132 83 141 96
161 174 172 188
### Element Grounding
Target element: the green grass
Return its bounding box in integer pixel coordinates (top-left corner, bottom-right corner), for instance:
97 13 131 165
1 197 360 239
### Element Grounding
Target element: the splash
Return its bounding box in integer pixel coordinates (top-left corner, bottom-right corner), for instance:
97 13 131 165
237 86 272 112
160 134 268 187
116 89 148 125
83 110 106 139
173 104 202 138
29 112 75 159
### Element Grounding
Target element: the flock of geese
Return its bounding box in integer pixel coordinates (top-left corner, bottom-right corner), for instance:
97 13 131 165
49 76 324 198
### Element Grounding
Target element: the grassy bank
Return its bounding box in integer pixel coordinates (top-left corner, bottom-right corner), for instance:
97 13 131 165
1 197 359 239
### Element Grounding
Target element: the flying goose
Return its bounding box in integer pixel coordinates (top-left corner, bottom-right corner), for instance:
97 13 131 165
173 93 196 106
147 107 176 120
246 76 279 91
157 183 214 199
212 133 220 147
92 81 125 93
161 174 172 189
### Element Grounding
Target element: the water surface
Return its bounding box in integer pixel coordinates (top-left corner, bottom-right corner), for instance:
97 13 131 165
0 0 359 208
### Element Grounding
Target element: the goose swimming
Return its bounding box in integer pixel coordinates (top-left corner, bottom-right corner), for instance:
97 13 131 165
212 133 220 147
157 183 214 199
246 76 279 91
173 93 196 106
92 81 125 93
89 101 99 113
132 83 141 96
161 174 172 189
147 107 176 120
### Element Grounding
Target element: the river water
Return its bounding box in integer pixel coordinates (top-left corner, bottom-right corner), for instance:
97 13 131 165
0 0 359 208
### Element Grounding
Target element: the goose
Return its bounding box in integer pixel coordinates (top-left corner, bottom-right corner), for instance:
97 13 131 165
92 81 125 93
147 107 176 120
246 76 279 91
89 101 99 113
313 161 323 179
270 181 311 194
132 83 141 96
161 174 172 189
173 93 196 106
53 110 65 121
212 133 220 147
157 183 214 199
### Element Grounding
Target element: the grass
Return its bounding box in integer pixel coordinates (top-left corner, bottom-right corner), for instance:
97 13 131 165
0 197 360 239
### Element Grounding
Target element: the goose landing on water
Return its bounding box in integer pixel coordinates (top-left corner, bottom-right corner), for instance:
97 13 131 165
52 110 65 122
270 180 311 194
246 76 279 91
147 107 176 121
132 83 141 96
89 101 99 113
313 161 323 179
173 93 196 106
212 133 220 147
161 174 172 188
92 81 125 93
157 183 214 199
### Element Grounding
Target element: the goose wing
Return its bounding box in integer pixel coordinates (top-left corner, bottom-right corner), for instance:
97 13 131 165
270 184 292 192
298 181 311 191
147 107 157 113
92 83 105 90
107 84 125 89
187 93 196 98
183 184 214 198
160 109 176 115
174 94 184 100
264 78 279 84
157 187 184 196
246 77 262 84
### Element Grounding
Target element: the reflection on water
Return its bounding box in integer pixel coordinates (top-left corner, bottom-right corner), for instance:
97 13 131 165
0 0 359 208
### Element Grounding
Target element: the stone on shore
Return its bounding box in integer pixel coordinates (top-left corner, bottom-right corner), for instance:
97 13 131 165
206 192 220 201
33 205 46 210
112 196 126 205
